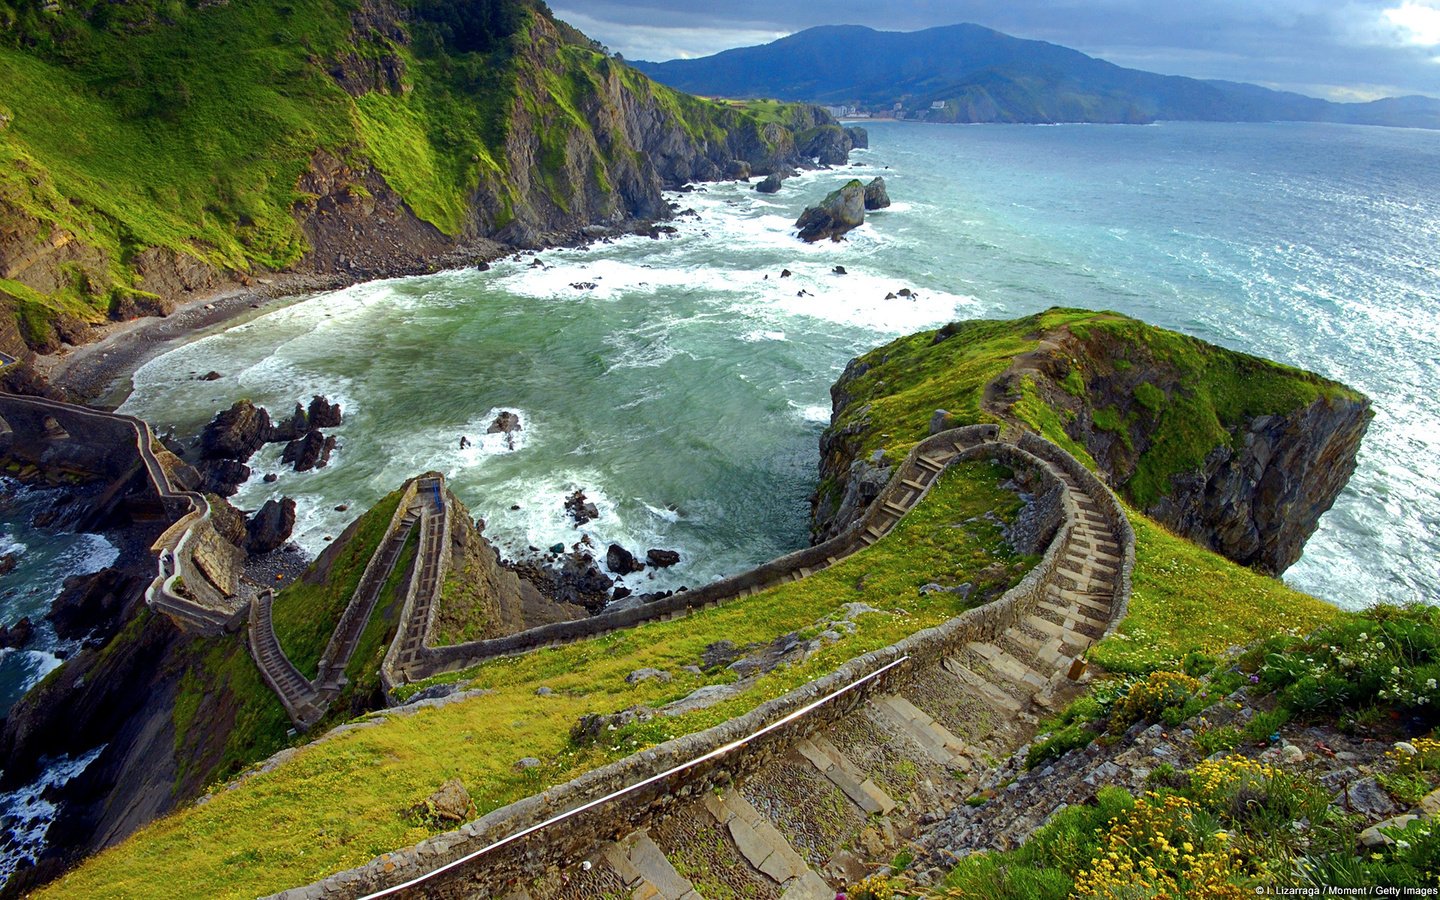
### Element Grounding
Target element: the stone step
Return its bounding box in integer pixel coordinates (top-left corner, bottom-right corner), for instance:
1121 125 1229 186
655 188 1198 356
703 791 830 894
916 455 945 472
881 500 909 517
901 477 927 491
601 830 701 900
941 657 1023 713
1034 600 1109 634
1045 585 1112 618
1021 615 1089 654
795 736 896 815
867 694 968 767
965 642 1049 692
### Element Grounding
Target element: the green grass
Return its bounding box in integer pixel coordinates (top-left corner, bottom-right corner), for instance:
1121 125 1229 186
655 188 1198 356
40 461 1028 899
1089 511 1339 674
272 490 403 679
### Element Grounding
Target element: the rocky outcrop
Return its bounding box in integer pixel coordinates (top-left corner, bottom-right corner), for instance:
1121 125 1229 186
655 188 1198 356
797 124 855 165
863 176 890 210
755 173 784 194
606 543 642 575
795 180 867 242
844 126 869 149
281 428 336 472
246 497 296 554
487 410 521 434
646 548 681 568
814 310 1371 574
307 395 343 429
198 400 271 462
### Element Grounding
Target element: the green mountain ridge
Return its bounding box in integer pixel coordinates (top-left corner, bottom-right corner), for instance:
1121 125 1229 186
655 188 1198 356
632 23 1440 129
0 0 832 361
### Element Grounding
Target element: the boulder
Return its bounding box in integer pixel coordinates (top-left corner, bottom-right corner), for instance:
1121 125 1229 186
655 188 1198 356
487 410 522 434
833 265 848 275
725 159 752 181
844 125 869 149
281 429 336 472
196 458 251 496
863 176 891 210
564 489 600 526
0 616 34 650
755 173 783 194
606 543 642 575
625 668 671 685
795 180 866 242
413 778 473 825
0 552 16 576
307 395 342 428
199 400 271 461
268 403 309 443
246 498 297 554
646 548 681 568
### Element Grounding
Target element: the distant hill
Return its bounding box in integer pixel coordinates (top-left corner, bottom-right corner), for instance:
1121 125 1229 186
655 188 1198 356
632 23 1440 129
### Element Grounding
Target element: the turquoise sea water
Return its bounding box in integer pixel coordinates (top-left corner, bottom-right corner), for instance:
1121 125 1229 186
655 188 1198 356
105 120 1439 614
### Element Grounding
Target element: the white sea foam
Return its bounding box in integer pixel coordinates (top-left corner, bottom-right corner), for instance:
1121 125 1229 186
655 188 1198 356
0 744 106 883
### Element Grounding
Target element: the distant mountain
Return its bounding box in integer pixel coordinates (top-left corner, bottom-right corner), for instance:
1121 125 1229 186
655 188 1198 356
632 23 1440 129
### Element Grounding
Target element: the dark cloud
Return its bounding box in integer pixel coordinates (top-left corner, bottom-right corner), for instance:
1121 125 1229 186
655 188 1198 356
553 0 1440 100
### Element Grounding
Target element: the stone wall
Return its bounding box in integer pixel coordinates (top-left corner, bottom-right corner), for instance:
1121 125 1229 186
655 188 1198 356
268 435 1101 900
405 425 1001 682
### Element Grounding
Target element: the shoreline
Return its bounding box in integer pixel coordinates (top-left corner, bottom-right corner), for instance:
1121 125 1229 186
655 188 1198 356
34 238 511 408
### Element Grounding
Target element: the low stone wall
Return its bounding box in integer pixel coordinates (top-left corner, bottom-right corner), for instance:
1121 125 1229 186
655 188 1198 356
270 435 1088 900
405 424 1001 682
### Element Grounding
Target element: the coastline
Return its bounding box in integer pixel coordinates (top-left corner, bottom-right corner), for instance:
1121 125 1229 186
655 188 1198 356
33 238 510 408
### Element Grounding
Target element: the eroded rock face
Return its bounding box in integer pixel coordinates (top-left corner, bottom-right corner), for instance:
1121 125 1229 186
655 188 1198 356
795 180 866 242
199 400 271 462
863 176 890 210
246 498 297 555
281 428 336 472
307 395 342 429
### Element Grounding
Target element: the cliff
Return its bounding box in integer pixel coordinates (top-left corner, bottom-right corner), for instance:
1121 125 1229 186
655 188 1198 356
0 0 833 362
815 308 1371 575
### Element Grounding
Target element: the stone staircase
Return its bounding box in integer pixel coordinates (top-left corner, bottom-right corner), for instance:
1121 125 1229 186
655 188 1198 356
269 432 1134 900
249 474 445 730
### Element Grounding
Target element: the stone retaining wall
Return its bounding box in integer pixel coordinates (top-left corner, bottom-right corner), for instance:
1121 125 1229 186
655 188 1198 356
269 434 1100 900
405 425 1001 682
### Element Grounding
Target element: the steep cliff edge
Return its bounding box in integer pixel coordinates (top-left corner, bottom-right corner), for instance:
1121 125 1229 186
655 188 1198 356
815 308 1371 575
0 0 833 363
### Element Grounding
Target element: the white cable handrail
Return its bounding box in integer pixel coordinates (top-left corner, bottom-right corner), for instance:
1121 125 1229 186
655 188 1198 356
355 653 912 899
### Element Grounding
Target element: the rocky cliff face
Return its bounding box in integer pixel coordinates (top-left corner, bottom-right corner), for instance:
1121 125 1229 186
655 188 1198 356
0 0 838 362
814 310 1372 575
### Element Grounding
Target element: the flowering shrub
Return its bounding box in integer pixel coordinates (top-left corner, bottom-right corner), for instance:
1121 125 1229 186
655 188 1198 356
849 874 898 900
1110 671 1202 731
1071 793 1250 898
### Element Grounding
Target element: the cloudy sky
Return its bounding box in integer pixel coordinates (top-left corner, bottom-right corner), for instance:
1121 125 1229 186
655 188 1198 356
553 0 1440 100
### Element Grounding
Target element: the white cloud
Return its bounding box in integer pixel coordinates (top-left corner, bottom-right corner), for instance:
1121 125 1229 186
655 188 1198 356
1385 1 1440 46
552 7 788 61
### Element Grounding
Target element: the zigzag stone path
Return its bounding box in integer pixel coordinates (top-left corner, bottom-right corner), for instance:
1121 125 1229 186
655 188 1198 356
270 429 1134 899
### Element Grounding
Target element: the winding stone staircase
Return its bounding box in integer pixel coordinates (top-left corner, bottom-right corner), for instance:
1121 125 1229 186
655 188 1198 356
249 474 447 730
270 429 1135 900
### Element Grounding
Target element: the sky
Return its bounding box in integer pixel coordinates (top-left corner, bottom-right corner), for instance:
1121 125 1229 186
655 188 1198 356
552 0 1440 101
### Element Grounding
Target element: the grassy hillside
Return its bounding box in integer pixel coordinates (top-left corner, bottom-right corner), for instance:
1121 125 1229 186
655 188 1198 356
0 0 823 353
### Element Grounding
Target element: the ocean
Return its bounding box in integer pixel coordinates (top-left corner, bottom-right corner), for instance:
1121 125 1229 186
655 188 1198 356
99 120 1440 624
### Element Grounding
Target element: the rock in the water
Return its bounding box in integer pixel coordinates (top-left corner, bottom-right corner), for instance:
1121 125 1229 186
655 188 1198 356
755 173 783 194
413 778 473 825
606 543 642 575
844 125 869 149
199 371 222 381
795 180 866 242
246 498 297 554
564 490 599 526
725 159 752 181
547 551 614 611
833 265 848 275
0 616 34 649
646 548 680 568
307 395 342 428
863 176 891 210
199 400 271 461
268 403 308 443
780 268 792 278
262 473 278 483
281 429 336 472
196 458 251 496
0 552 16 576
487 410 522 434
798 124 854 166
